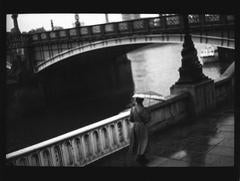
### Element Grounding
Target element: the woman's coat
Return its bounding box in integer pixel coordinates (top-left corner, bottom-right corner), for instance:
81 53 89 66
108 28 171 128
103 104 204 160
129 104 150 155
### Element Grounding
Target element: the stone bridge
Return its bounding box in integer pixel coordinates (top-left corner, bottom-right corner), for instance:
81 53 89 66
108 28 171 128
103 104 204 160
6 14 235 73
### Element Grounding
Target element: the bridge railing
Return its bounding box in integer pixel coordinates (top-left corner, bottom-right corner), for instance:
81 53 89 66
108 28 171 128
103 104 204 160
28 14 233 44
7 14 234 50
6 92 190 167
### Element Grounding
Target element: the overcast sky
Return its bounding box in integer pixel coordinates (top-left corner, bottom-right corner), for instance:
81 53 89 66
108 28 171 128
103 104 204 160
6 14 159 32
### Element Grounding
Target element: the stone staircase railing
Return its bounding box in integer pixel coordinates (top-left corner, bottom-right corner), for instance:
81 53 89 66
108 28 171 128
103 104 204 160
6 92 190 166
214 75 234 104
5 75 233 166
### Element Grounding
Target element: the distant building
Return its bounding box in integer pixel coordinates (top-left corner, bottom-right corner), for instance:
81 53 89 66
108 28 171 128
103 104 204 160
122 14 141 21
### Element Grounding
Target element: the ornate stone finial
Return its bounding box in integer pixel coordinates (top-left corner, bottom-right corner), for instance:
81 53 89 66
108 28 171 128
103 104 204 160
11 14 21 34
75 14 80 27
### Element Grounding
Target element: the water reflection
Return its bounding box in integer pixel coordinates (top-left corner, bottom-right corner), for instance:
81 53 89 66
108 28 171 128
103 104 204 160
128 44 181 96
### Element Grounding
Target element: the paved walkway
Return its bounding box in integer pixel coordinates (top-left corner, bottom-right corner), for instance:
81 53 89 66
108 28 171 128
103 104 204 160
88 104 234 167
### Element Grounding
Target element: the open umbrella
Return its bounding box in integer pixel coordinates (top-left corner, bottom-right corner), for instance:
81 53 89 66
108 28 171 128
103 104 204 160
132 91 165 106
133 91 165 101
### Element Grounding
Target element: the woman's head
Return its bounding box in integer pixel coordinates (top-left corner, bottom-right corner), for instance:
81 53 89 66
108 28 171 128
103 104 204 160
135 98 144 105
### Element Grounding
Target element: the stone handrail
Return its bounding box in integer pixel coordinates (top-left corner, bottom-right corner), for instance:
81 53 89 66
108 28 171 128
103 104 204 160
6 92 190 166
147 92 190 132
6 110 131 166
214 75 233 104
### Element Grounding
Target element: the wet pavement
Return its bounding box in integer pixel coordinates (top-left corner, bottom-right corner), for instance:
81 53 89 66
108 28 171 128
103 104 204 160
88 104 234 167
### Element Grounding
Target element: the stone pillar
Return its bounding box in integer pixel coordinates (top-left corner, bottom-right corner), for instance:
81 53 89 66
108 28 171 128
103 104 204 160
170 14 216 116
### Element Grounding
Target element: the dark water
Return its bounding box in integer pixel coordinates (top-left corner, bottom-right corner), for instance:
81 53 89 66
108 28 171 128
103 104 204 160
6 43 231 152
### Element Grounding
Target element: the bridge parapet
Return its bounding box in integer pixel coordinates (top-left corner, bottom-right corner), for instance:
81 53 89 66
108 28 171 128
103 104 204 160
6 14 234 50
6 14 234 72
29 14 234 44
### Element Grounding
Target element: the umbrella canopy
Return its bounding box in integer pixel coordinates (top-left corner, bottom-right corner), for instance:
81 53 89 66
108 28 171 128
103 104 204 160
133 91 165 101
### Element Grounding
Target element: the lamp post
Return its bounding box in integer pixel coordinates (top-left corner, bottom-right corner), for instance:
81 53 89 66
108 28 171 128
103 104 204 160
170 14 216 117
175 14 208 84
75 14 80 27
105 14 109 23
11 14 21 34
51 20 54 31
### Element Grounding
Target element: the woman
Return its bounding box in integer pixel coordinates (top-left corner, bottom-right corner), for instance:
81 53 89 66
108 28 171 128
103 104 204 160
129 97 150 165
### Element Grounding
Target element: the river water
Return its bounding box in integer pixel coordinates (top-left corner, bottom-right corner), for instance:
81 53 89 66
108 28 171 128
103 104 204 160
128 43 228 97
6 43 231 152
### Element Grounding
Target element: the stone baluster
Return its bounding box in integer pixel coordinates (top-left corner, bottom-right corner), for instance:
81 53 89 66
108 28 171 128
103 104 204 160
103 126 111 151
121 118 129 142
92 130 102 156
72 136 83 166
39 149 51 166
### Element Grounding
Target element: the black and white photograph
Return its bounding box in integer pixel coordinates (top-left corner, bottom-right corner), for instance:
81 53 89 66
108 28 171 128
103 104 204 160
4 13 235 169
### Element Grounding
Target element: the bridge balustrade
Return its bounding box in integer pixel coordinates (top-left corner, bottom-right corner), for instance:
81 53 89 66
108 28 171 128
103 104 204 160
205 14 220 23
188 14 200 24
166 15 180 26
7 14 232 47
49 31 57 39
80 27 89 36
105 23 115 33
40 32 48 40
6 14 234 69
59 30 67 38
226 15 234 22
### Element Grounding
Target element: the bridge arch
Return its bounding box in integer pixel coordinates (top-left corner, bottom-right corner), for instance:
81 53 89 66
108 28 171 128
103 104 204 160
36 34 234 73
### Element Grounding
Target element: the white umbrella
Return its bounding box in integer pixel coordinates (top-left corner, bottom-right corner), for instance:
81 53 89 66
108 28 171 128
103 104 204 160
132 91 165 107
133 91 165 101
